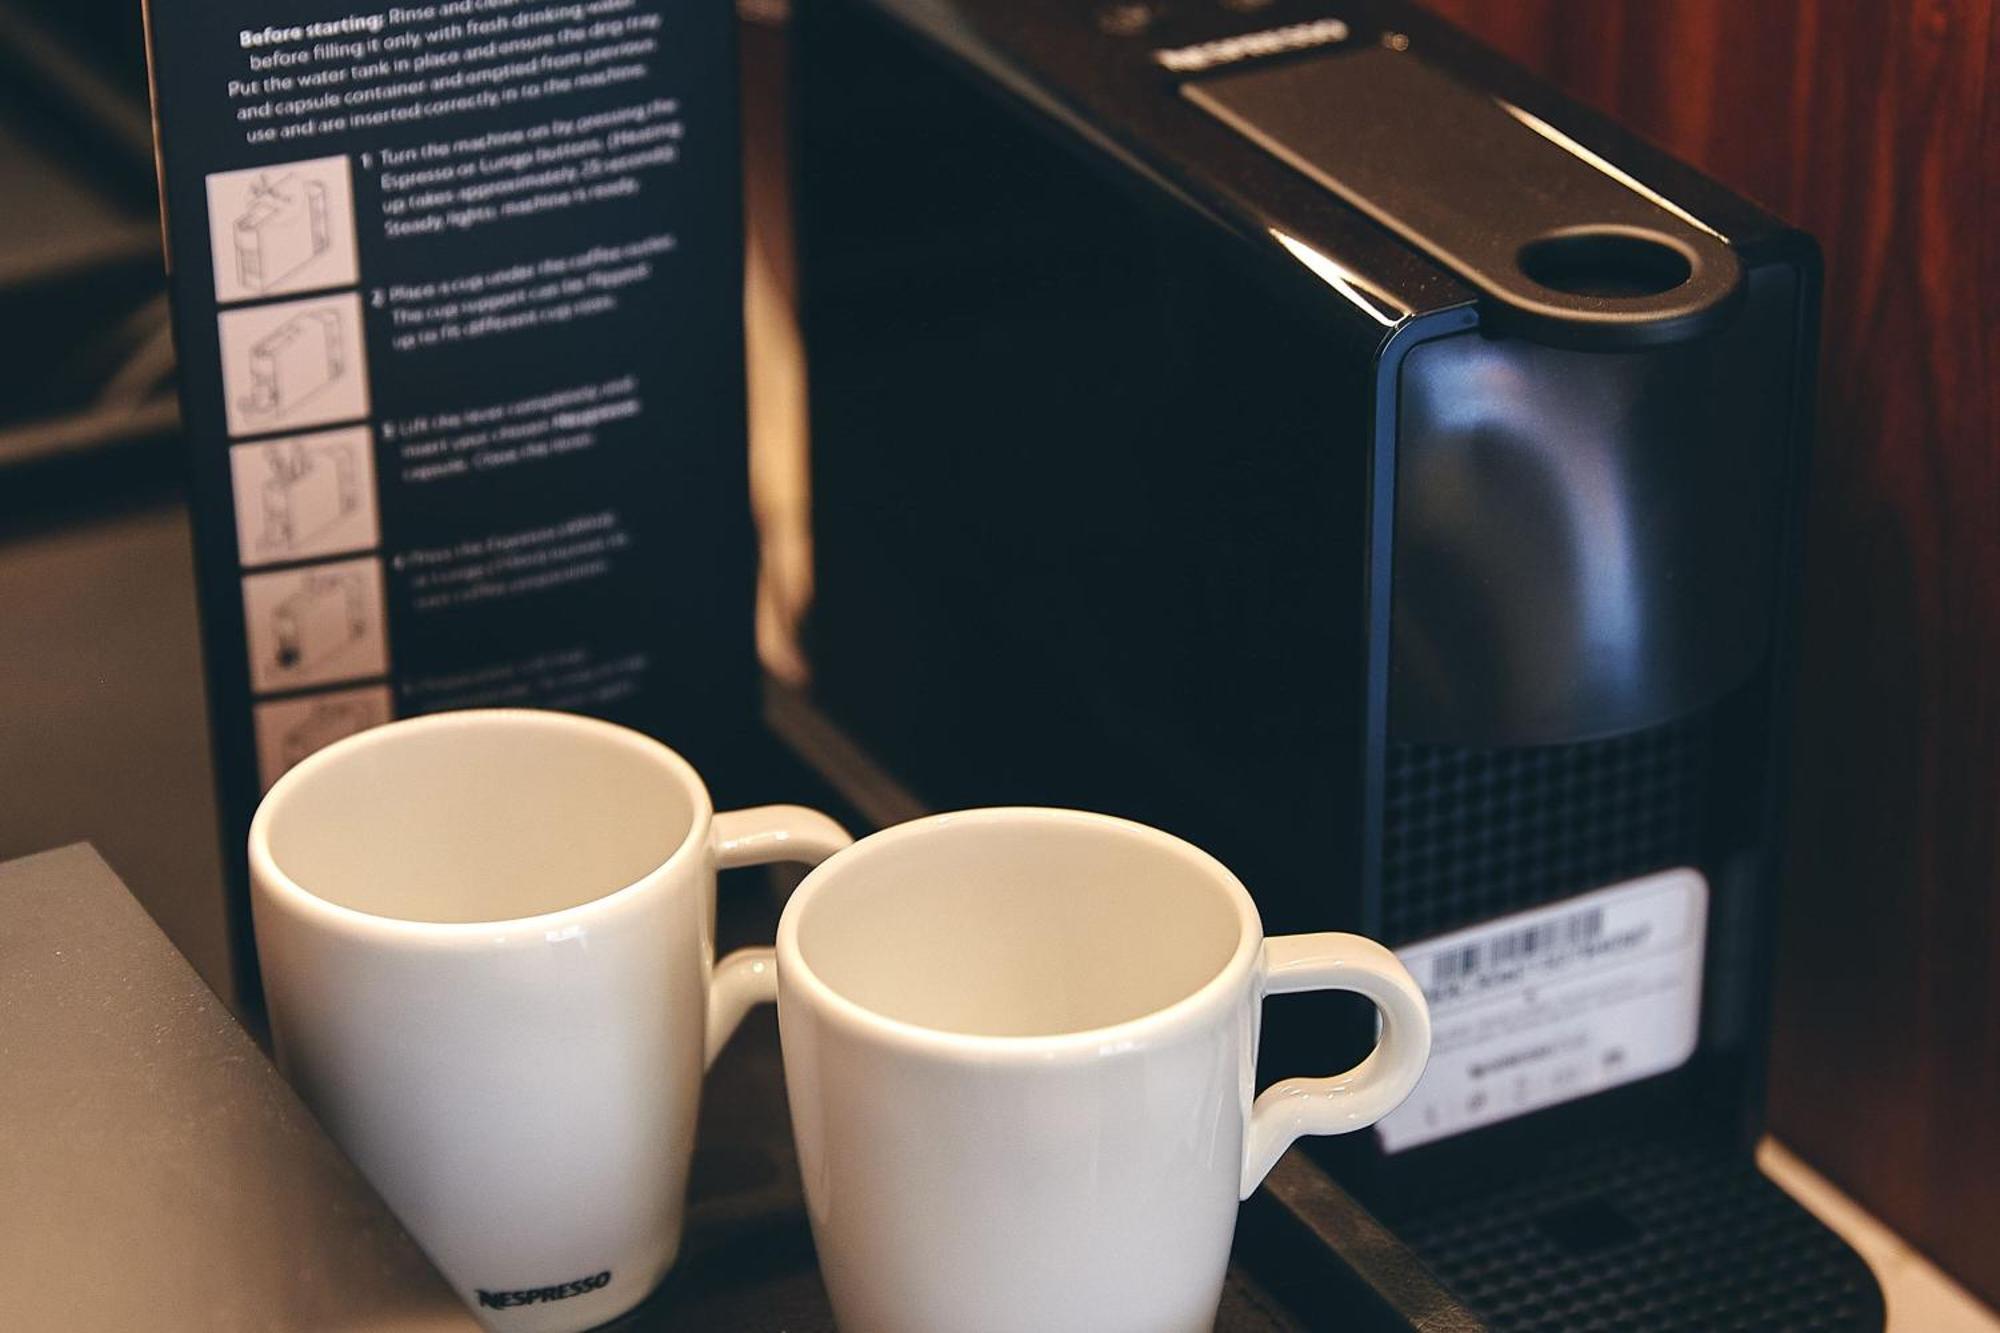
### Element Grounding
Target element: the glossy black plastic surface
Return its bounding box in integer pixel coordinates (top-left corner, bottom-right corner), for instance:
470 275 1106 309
793 6 1857 1325
1186 47 1744 349
1389 266 1799 746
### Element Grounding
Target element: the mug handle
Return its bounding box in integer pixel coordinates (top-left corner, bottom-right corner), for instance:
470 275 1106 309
703 805 853 1068
1240 933 1432 1198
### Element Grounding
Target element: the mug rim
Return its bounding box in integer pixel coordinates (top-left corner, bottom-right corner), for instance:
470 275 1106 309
775 807 1266 1061
247 708 715 940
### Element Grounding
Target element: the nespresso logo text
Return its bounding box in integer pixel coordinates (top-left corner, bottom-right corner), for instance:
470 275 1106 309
1153 19 1350 73
476 1270 611 1309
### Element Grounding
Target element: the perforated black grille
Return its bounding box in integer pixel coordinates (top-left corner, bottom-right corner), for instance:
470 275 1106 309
1380 719 1709 945
1384 1135 1885 1332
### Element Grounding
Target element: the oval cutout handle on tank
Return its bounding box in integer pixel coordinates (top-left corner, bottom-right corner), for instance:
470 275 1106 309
1184 47 1745 349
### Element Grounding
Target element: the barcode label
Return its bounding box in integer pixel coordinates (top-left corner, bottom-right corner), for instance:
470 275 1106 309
1429 906 1605 989
1376 869 1707 1153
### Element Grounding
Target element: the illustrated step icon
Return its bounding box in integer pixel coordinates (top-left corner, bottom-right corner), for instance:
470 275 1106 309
235 173 332 294
241 553 387 693
272 569 368 673
205 155 359 304
220 293 369 436
243 308 346 421
259 437 361 555
280 695 374 768
252 683 395 790
230 426 379 568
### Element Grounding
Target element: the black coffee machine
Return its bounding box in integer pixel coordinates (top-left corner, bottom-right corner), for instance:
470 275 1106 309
787 0 1882 1326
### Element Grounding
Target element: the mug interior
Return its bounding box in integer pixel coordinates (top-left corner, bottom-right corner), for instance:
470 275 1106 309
793 813 1246 1037
260 713 700 924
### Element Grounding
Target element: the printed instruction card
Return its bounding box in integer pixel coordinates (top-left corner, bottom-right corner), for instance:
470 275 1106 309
147 0 757 979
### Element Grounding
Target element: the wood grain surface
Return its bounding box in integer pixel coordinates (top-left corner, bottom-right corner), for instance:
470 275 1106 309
1414 0 2000 1308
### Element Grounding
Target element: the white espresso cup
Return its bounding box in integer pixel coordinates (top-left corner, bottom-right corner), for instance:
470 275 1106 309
775 807 1431 1333
248 709 850 1332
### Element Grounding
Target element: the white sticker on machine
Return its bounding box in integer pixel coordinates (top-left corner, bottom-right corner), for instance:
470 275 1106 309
1376 868 1708 1154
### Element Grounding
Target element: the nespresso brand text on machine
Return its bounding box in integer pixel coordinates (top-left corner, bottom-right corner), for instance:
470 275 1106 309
1152 19 1349 73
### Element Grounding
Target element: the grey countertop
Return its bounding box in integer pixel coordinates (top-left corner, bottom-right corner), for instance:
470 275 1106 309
0 842 475 1331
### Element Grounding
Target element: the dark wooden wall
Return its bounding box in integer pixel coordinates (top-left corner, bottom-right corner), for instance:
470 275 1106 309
1415 0 2000 1308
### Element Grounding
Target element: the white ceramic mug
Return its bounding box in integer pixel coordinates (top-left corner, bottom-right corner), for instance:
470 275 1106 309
248 709 850 1332
774 807 1432 1333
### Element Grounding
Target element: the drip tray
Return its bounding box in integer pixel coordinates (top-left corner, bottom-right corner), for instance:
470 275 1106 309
1375 1132 1884 1331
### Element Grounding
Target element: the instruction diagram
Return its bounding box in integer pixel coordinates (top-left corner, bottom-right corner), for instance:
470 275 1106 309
219 292 370 437
230 426 378 567
253 684 394 789
261 439 359 550
246 311 345 417
242 554 389 693
205 155 359 303
275 572 366 671
237 174 330 291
